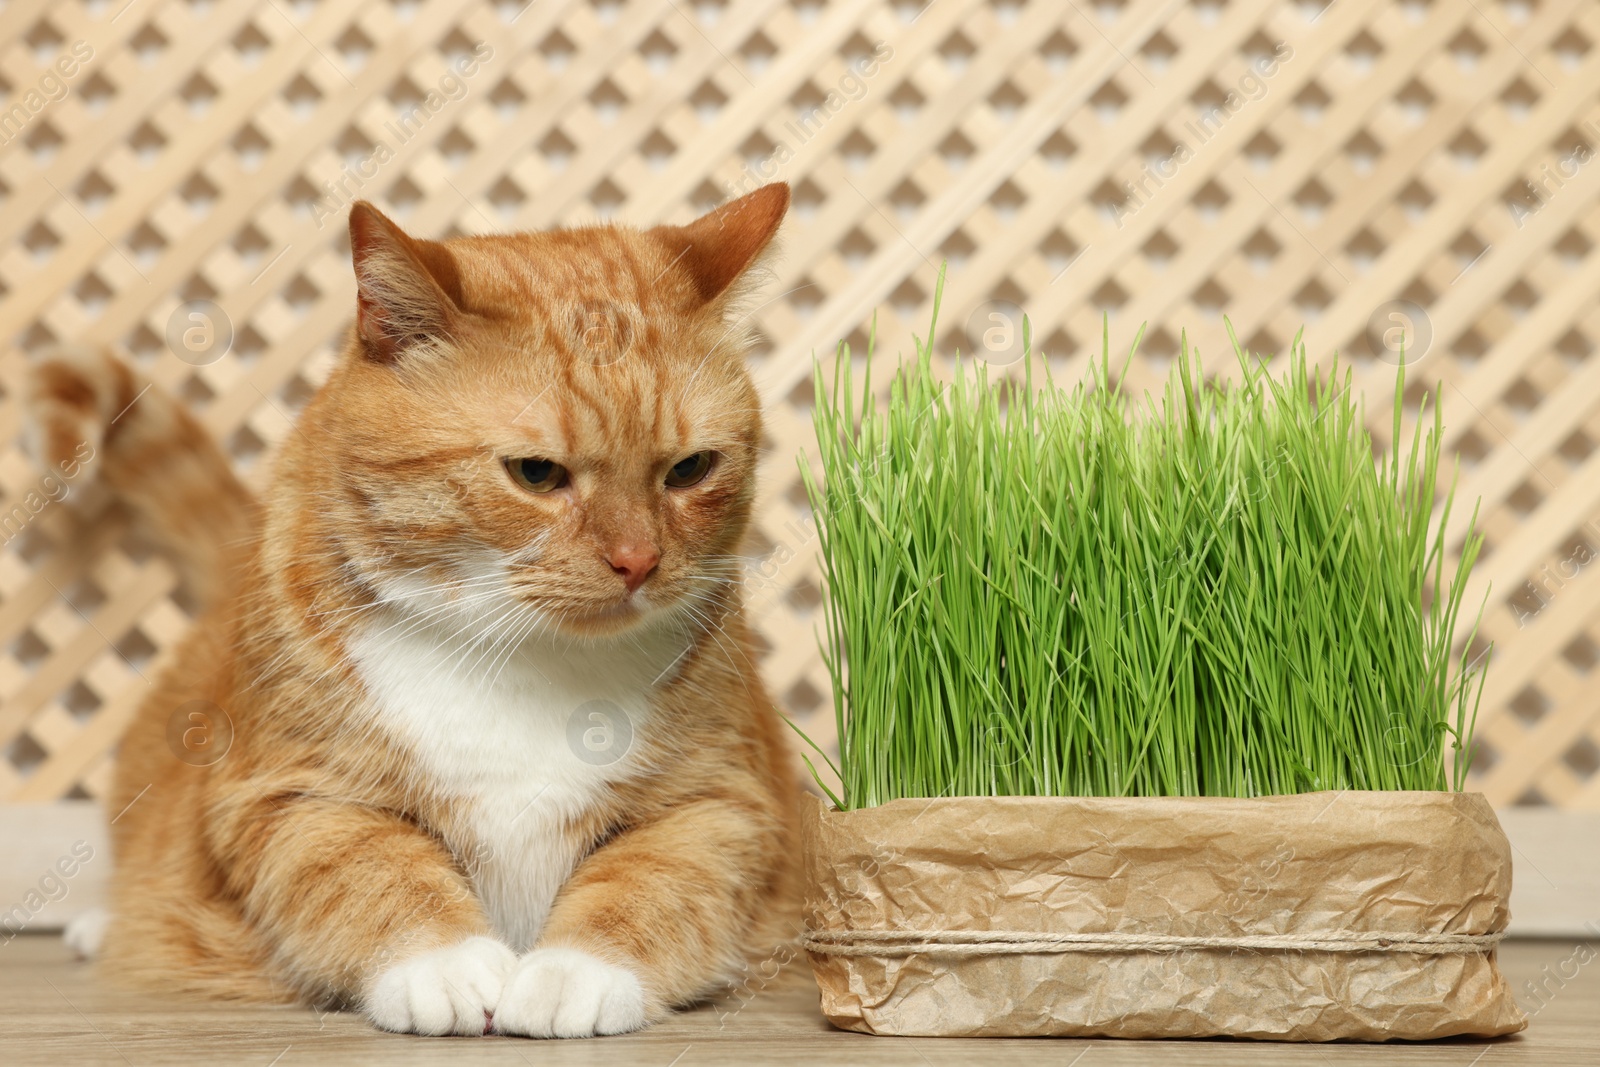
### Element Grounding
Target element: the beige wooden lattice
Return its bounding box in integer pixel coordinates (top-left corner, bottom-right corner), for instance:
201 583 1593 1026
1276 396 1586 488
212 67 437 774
2 0 1598 808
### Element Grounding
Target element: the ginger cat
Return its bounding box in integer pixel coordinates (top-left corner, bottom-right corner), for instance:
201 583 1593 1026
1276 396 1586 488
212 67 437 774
26 184 800 1037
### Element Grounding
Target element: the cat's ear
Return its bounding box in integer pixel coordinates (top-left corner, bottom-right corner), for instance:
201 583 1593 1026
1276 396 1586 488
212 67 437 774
649 183 789 305
347 201 463 363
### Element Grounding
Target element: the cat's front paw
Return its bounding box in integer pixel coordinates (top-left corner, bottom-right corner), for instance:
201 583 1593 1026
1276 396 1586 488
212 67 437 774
64 907 111 959
493 946 648 1038
366 936 516 1036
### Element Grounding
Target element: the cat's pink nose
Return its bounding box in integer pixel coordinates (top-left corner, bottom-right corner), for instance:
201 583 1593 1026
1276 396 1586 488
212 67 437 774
606 543 660 593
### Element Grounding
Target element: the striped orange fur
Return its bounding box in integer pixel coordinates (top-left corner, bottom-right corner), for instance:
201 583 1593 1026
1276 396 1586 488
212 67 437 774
26 185 802 1037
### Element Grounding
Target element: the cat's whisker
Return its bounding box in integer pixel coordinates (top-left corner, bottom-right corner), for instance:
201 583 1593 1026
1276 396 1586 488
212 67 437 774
671 596 753 679
360 589 522 650
450 601 542 679
304 574 512 622
483 608 555 690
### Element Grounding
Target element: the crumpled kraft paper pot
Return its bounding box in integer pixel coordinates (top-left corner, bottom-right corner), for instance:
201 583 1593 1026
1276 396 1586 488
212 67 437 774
800 791 1527 1041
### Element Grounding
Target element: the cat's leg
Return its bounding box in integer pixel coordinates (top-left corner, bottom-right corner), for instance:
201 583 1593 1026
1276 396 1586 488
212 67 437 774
494 799 782 1038
219 796 515 1035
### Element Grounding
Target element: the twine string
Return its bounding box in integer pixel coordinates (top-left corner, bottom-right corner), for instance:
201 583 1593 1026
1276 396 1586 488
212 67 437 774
802 928 1505 957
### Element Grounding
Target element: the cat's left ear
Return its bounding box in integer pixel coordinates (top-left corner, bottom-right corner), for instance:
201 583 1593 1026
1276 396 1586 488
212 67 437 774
648 183 789 306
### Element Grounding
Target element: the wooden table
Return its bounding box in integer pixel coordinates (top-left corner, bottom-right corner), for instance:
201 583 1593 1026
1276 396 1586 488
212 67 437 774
2 934 1596 1066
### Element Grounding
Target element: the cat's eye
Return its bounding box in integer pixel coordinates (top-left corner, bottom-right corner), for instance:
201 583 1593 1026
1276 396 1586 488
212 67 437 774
506 457 569 494
665 451 714 488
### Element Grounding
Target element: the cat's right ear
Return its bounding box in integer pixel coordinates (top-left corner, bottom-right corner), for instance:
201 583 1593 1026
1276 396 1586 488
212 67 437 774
347 202 462 364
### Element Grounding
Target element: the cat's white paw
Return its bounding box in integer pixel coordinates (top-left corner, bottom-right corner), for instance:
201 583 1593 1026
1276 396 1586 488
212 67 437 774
365 936 516 1036
63 907 110 959
493 946 648 1038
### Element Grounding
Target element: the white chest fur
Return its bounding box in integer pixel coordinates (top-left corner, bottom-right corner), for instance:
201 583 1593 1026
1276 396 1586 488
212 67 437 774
350 611 689 950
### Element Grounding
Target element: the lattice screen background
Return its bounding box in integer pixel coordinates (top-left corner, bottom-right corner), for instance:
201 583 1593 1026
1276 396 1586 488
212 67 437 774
2 0 1598 809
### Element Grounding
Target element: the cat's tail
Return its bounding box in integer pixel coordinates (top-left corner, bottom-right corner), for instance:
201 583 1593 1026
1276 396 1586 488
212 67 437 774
24 345 258 609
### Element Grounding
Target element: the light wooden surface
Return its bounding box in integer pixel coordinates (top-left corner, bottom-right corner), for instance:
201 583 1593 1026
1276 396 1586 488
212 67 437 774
0 934 1595 1066
4 0 1600 810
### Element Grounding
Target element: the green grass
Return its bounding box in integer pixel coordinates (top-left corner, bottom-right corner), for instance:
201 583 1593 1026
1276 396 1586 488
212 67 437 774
798 276 1488 810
